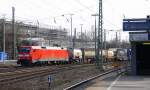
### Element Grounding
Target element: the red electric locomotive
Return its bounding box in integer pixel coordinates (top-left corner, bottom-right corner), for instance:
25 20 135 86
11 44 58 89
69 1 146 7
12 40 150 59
17 46 71 66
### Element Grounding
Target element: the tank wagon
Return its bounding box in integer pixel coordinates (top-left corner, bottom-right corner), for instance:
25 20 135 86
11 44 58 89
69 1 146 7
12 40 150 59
84 50 106 63
105 48 128 61
73 49 82 62
116 49 128 61
105 48 117 61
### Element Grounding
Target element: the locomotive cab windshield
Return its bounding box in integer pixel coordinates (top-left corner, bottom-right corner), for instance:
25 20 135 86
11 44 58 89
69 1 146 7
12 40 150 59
17 47 31 65
18 47 30 53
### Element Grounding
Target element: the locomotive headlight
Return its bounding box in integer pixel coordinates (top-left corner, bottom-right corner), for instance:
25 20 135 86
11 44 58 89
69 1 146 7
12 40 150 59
24 54 29 57
18 54 23 57
18 54 29 57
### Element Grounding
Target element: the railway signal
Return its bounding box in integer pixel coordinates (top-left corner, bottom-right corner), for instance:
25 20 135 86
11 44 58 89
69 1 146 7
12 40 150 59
48 75 52 88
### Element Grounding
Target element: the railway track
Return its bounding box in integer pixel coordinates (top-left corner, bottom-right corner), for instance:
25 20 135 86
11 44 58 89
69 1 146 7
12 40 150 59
0 62 112 77
0 65 49 73
0 64 94 86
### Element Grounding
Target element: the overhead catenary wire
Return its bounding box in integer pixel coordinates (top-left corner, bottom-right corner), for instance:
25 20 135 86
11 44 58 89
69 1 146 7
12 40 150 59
21 0 95 16
1 0 96 25
0 0 100 38
72 0 95 13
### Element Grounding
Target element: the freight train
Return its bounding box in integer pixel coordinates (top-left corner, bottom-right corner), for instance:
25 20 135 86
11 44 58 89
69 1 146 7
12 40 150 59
17 46 129 66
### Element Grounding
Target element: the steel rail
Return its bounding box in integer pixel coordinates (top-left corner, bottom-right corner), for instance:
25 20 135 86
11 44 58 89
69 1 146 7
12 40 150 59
0 64 92 76
0 64 94 86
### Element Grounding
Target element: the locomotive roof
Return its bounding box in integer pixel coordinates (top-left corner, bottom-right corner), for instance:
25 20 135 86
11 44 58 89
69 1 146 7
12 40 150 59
20 46 67 50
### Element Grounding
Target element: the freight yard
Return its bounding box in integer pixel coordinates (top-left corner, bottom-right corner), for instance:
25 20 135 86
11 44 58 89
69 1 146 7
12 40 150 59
0 0 150 90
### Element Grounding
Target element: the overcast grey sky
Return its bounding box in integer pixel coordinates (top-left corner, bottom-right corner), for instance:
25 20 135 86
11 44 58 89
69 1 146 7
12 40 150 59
0 0 149 40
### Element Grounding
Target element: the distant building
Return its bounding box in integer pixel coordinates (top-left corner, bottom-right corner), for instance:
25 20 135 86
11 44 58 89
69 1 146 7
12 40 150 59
0 19 68 59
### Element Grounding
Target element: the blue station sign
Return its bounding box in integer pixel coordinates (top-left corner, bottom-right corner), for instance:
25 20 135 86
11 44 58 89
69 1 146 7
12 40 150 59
129 32 148 41
123 18 150 31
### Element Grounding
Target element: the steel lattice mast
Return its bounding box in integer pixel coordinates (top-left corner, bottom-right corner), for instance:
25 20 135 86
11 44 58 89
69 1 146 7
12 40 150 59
96 0 103 70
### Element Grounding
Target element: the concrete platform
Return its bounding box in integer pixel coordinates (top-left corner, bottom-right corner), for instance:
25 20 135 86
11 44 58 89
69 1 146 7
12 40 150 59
73 73 150 90
109 75 150 90
85 75 150 90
